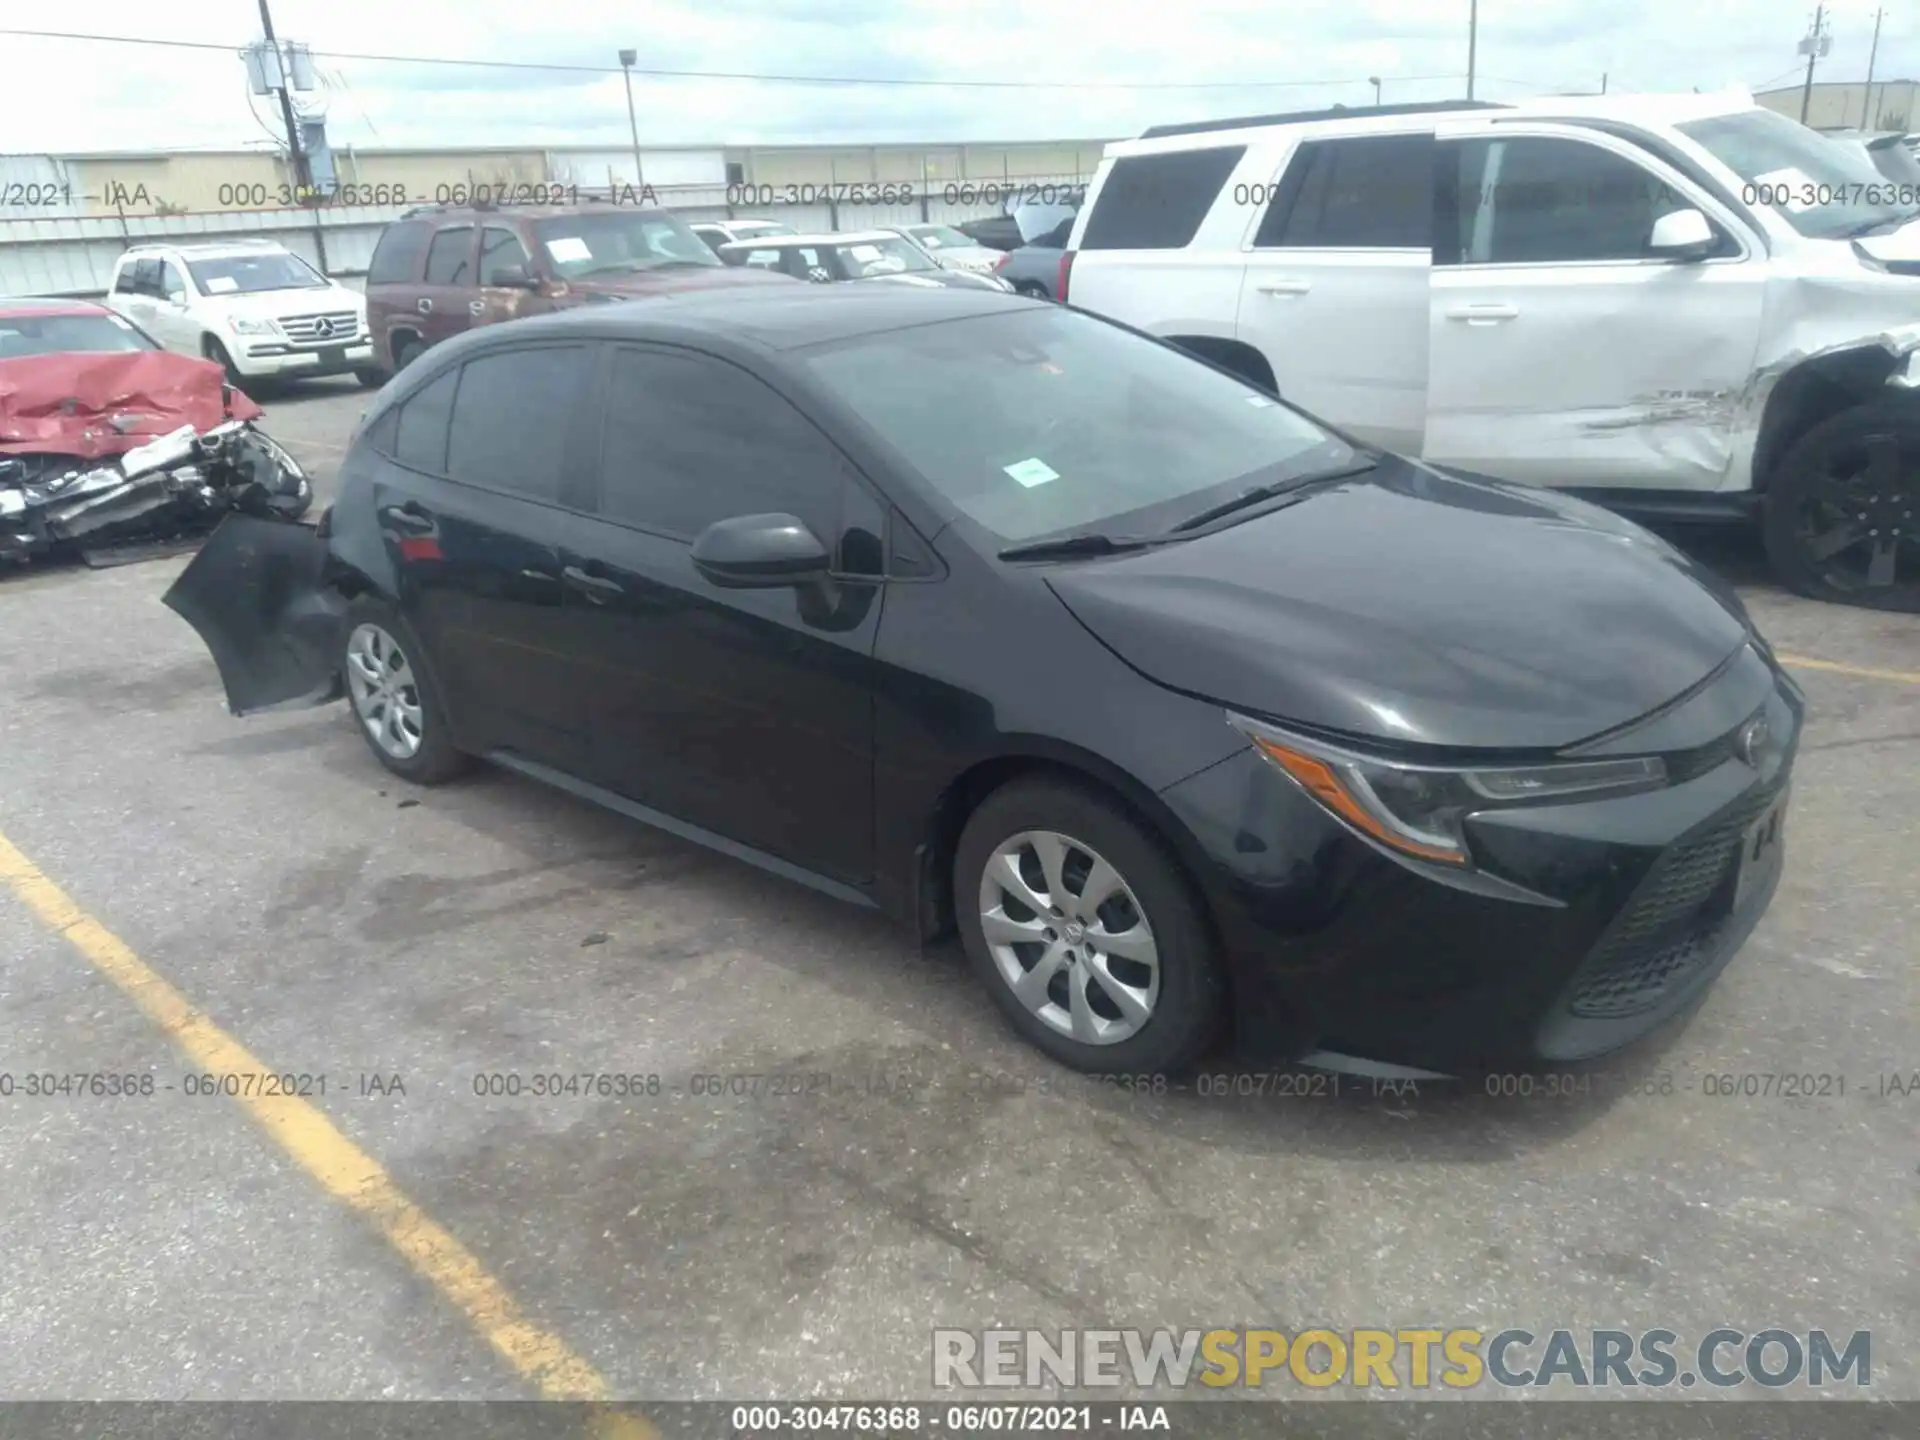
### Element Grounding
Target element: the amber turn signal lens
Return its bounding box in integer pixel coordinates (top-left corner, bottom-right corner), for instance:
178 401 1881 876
1249 735 1468 866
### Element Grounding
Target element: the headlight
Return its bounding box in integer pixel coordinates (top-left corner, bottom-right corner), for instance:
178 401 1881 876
1230 715 1667 867
228 316 279 336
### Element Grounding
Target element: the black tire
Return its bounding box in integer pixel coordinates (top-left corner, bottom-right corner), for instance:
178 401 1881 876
353 367 387 389
202 335 244 387
1764 396 1920 612
339 596 471 785
392 335 425 372
954 776 1224 1075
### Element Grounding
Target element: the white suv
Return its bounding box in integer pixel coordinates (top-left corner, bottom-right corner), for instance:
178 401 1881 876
105 239 378 388
1064 92 1920 611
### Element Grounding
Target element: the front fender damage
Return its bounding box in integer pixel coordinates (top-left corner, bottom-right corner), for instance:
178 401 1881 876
162 513 347 717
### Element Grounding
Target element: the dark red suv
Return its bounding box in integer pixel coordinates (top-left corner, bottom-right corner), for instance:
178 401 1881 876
363 203 796 374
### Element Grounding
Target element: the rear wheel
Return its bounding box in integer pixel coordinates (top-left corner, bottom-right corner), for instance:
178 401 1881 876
954 777 1223 1075
340 598 470 785
1764 397 1920 612
353 367 386 388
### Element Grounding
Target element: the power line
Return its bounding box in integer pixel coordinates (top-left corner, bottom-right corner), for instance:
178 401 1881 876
0 26 1468 92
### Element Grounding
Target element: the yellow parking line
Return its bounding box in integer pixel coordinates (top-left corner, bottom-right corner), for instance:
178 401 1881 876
0 828 656 1440
1777 654 1920 686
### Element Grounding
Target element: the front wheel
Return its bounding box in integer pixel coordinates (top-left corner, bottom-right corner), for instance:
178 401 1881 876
954 778 1224 1075
340 598 471 785
202 335 244 387
1764 397 1920 612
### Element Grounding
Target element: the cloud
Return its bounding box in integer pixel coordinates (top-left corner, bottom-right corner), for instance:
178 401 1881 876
0 0 1913 153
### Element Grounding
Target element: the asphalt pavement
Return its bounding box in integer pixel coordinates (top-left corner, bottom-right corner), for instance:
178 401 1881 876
0 376 1915 1411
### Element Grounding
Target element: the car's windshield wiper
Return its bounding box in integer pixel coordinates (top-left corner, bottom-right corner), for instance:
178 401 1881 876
996 532 1178 561
1168 459 1378 534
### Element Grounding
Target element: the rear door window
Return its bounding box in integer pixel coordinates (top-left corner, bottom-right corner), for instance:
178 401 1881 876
368 220 433 285
445 345 593 501
393 368 459 474
1254 133 1436 248
423 226 475 286
1078 147 1246 250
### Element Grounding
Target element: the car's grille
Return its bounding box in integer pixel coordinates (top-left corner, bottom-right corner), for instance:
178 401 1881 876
278 311 361 344
1565 784 1778 1020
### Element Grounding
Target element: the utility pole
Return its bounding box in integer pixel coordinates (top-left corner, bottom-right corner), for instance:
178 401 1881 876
1863 6 1885 127
618 49 647 197
1798 4 1831 124
254 0 310 199
1467 0 1478 99
1601 71 1608 94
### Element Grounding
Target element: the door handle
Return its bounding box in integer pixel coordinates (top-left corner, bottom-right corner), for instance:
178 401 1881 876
416 298 434 314
383 501 434 535
1256 280 1313 296
1445 302 1519 324
468 300 486 316
562 564 624 602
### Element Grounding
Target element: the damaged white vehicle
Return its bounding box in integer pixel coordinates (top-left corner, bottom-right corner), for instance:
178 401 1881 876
1064 90 1920 610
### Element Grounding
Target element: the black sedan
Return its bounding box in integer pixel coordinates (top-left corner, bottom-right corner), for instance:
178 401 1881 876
164 287 1802 1078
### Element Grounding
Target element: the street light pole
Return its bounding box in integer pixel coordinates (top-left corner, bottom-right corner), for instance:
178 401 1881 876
618 48 646 196
1863 6 1885 127
1466 0 1478 100
1369 76 1382 105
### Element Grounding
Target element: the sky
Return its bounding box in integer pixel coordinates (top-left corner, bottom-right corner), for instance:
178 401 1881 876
0 0 1914 153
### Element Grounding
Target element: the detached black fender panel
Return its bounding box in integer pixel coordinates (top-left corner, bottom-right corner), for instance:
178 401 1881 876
162 513 347 717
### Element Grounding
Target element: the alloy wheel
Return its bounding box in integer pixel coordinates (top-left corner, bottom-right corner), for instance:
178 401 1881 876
344 622 425 760
976 829 1160 1045
1789 429 1919 602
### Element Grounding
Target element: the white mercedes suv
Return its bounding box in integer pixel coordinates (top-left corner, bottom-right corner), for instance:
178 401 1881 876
1063 91 1920 611
105 239 378 388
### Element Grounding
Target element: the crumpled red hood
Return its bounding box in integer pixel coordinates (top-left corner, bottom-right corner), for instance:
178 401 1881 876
0 350 264 460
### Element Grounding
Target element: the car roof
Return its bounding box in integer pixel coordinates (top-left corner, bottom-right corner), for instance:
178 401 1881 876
0 296 111 318
121 240 299 259
1116 90 1765 153
452 283 1024 354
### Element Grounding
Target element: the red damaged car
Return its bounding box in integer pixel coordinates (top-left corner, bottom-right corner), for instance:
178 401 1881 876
0 297 310 566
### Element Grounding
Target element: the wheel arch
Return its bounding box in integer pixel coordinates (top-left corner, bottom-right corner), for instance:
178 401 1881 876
1753 344 1910 492
1162 335 1279 396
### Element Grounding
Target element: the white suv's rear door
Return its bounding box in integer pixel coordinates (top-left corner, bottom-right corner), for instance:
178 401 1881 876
1234 129 1435 452
1424 119 1768 494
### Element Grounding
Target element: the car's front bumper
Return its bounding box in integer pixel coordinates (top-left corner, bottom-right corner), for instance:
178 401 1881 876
1159 648 1804 1075
234 339 374 378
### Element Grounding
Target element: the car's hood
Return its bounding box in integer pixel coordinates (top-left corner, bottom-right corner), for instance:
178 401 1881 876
213 287 364 322
0 350 263 460
1043 457 1754 752
863 270 1002 290
572 266 797 298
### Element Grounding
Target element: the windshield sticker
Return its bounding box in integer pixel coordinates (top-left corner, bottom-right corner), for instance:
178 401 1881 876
544 236 592 262
1004 457 1060 488
1752 167 1819 210
848 244 883 262
203 276 239 293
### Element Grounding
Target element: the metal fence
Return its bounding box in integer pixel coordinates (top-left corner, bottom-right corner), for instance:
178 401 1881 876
0 174 1088 297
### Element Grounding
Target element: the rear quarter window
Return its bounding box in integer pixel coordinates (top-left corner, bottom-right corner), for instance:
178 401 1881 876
367 220 433 286
1078 147 1247 250
393 367 459 474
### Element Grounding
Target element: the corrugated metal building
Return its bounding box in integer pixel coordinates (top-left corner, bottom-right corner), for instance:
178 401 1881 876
0 139 1111 295
1755 79 1920 131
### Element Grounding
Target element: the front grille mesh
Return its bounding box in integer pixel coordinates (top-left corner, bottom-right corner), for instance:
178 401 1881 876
278 311 360 343
1566 785 1777 1019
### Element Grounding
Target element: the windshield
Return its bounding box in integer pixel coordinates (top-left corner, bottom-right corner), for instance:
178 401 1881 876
1678 108 1920 238
532 212 722 277
185 251 329 294
0 310 158 358
800 305 1348 543
908 225 972 251
832 236 937 277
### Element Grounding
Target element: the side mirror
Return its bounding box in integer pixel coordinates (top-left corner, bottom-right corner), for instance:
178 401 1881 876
485 263 539 289
1648 208 1717 262
690 513 832 589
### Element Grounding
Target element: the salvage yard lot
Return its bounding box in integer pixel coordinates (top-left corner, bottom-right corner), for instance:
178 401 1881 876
1 376 1916 1403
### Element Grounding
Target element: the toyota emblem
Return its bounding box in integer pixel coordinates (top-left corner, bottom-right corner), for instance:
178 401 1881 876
1735 714 1771 768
